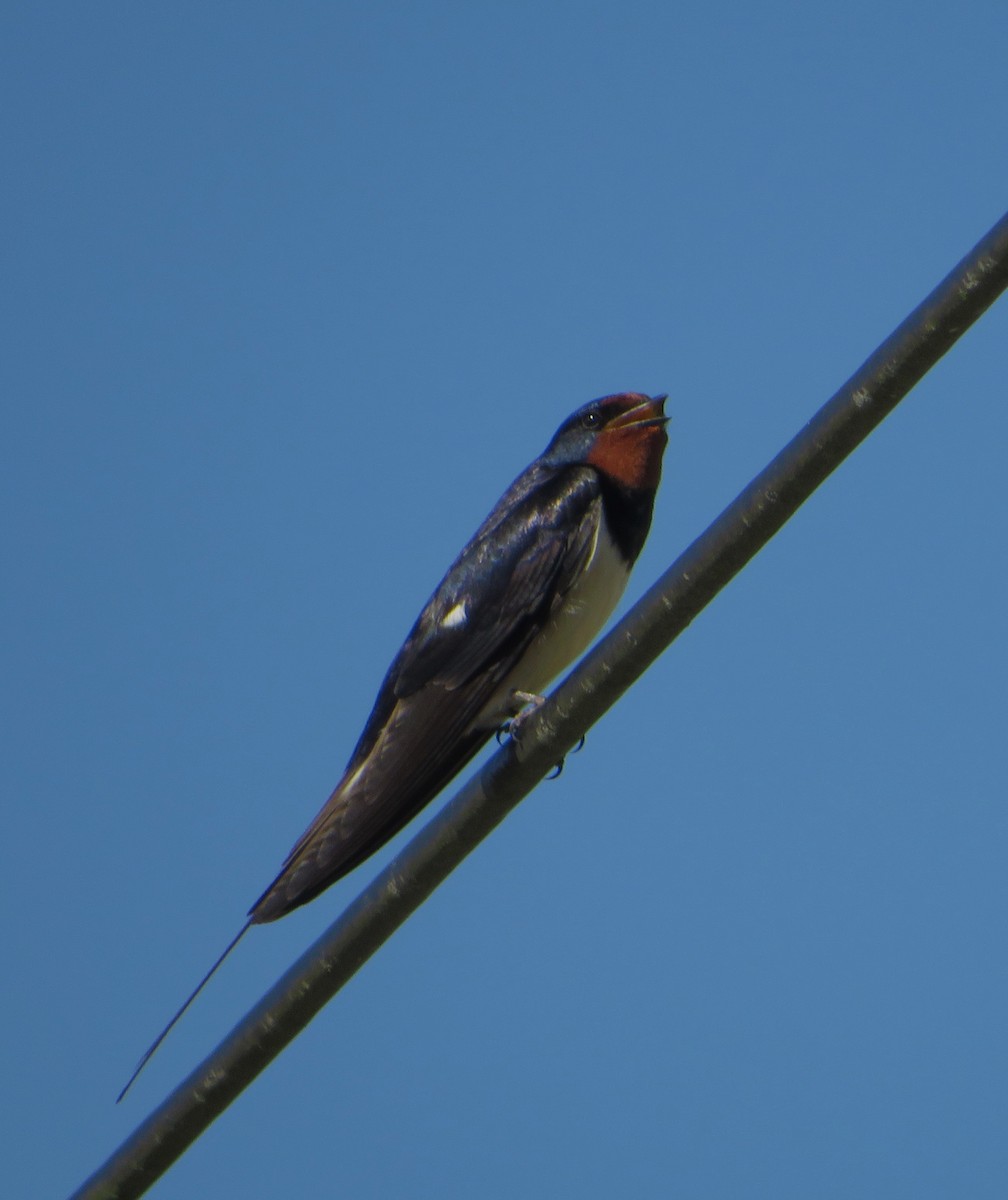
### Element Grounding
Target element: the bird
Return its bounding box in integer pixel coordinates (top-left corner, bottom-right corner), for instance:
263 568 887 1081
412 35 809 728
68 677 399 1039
118 391 668 1100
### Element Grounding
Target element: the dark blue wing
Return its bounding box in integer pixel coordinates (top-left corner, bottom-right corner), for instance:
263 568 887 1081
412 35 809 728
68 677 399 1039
249 462 603 921
350 461 602 760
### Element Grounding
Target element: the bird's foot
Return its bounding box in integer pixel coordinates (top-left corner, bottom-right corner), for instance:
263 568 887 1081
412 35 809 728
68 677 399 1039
495 692 586 780
507 690 546 742
495 690 546 747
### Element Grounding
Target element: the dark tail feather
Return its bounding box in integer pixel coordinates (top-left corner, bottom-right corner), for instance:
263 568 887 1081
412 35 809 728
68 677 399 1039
116 919 253 1103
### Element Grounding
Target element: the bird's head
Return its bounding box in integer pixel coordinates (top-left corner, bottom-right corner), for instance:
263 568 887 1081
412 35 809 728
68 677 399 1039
543 393 669 490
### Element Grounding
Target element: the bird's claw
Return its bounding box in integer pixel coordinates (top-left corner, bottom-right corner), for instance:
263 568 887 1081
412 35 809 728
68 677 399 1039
496 700 543 746
496 692 587 782
546 734 585 779
496 691 546 747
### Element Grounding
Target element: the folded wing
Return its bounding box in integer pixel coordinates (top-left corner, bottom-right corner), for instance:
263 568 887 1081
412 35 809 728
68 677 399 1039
250 466 602 921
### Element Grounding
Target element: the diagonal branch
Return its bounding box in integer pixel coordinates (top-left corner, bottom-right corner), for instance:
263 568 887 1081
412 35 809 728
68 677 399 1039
69 208 1008 1200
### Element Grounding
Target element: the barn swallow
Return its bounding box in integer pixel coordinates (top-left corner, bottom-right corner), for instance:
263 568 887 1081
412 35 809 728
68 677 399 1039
119 391 668 1099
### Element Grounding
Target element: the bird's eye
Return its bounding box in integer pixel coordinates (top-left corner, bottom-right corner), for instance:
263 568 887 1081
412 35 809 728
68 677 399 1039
580 410 601 430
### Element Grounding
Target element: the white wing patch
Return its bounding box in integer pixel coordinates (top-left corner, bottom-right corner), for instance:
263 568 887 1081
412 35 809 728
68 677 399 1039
441 601 468 629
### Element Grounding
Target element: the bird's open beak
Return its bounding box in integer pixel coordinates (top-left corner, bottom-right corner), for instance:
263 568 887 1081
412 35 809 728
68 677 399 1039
610 394 669 431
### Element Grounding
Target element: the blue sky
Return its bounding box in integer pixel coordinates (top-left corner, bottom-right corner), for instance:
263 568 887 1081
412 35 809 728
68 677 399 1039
3 4 1008 1197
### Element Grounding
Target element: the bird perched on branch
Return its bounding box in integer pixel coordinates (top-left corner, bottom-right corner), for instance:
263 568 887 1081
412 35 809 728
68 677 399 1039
119 391 668 1099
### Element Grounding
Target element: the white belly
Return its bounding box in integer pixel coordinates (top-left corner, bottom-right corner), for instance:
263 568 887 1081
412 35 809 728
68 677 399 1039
479 516 629 725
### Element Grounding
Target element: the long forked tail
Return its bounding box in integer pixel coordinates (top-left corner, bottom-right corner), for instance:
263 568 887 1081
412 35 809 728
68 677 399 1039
116 919 253 1103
